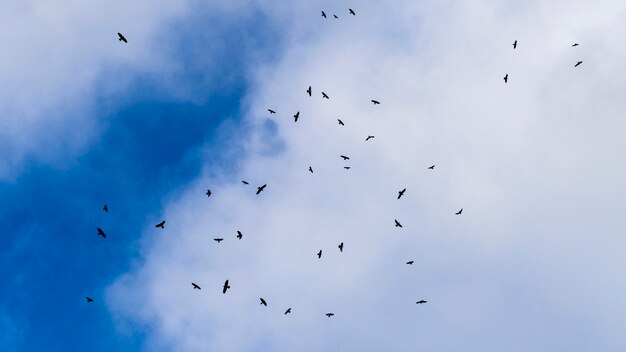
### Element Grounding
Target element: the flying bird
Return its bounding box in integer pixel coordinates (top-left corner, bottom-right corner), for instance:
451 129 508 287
322 92 329 99
317 250 322 258
406 261 414 265
349 8 356 15
309 166 313 173
416 300 427 304
340 155 350 160
97 227 106 239
428 165 435 169
103 204 108 212
256 184 267 195
284 308 292 314
155 220 165 229
338 119 344 126
397 188 406 199
192 283 201 290
307 86 312 96
236 231 243 239
504 74 508 83
260 298 267 306
321 11 327 18
242 180 249 185
371 100 380 105
326 313 334 317
333 14 338 19
214 238 224 243
338 242 344 252
268 109 276 114
572 43 579 47
294 111 300 122
395 219 402 228
117 32 127 43
86 297 94 303
344 166 351 170
455 208 463 215
366 135 375 141
206 189 212 197
575 61 583 67
222 280 230 294
513 40 517 49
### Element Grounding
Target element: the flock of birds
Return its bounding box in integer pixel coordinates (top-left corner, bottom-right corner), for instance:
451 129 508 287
89 10 585 321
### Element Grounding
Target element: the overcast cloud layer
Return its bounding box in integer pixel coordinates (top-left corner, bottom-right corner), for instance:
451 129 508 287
100 0 625 350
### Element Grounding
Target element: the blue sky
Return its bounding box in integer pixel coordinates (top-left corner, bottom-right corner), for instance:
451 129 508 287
3 1 626 351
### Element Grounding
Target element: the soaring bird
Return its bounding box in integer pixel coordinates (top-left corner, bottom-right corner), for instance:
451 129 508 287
103 204 108 212
366 135 375 141
256 184 267 195
284 308 292 314
340 155 350 160
416 300 427 304
117 32 127 43
333 14 338 19
406 261 414 265
214 238 224 243
575 61 583 67
349 8 356 15
428 165 435 169
395 219 402 228
222 280 230 294
242 180 249 185
86 297 94 302
97 227 107 239
397 188 406 199
338 242 344 252
260 298 268 306
326 313 334 317
307 86 312 96
206 189 212 197
344 166 351 170
294 111 300 122
309 166 314 173
455 208 463 215
572 43 579 47
155 220 165 229
322 92 329 99
371 99 380 105
321 11 327 18
513 40 517 49
236 231 243 239
192 283 201 290
268 109 276 114
317 250 322 259
504 74 508 83
338 119 344 126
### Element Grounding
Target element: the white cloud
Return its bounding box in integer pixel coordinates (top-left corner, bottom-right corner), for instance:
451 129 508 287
109 0 626 351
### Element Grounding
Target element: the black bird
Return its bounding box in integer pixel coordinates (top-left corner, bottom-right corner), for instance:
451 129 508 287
366 135 375 141
256 184 267 195
395 219 402 228
307 86 312 96
317 250 322 258
97 227 107 239
397 188 406 199
222 280 230 294
340 155 350 160
155 220 165 229
236 231 243 239
406 261 414 265
504 74 508 83
428 165 435 169
344 166 351 170
371 100 380 105
333 14 338 19
326 313 334 317
103 204 108 212
242 180 249 185
572 43 579 47
117 32 127 43
268 109 276 114
513 40 517 49
338 242 344 252
349 8 356 15
192 283 201 290
416 300 427 304
284 308 292 314
575 61 583 67
455 208 463 215
294 111 300 122
260 298 267 306
338 119 344 126
321 11 327 18
322 92 329 99
309 166 313 173
86 297 94 303
206 189 212 197
214 238 224 243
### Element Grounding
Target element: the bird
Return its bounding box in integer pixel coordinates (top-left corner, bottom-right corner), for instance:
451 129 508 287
371 99 380 105
575 61 583 67
322 92 329 99
338 242 344 252
236 231 243 239
86 297 94 302
333 14 338 19
268 109 276 114
284 308 292 314
455 208 463 215
222 280 230 294
338 119 344 126
307 86 312 96
504 74 508 83
366 135 375 141
309 166 314 173
260 298 267 306
206 189 212 197
349 8 356 15
321 11 327 18
326 313 334 317
103 204 108 212
242 180 249 185
192 283 201 290
344 166 351 170
97 227 107 239
256 184 267 195
416 300 427 304
406 261 414 265
513 40 517 49
428 165 435 169
397 188 406 199
214 238 224 243
572 43 579 47
294 111 300 122
117 32 127 43
340 155 350 160
395 219 402 228
155 220 165 229
317 250 322 258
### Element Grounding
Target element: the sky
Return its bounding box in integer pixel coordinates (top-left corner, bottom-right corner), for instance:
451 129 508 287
2 0 626 351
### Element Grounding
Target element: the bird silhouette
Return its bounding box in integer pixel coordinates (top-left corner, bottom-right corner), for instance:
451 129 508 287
103 204 108 212
371 100 380 105
317 250 322 258
322 92 329 99
575 61 583 67
366 135 375 141
155 220 165 229
117 32 127 43
307 86 312 96
256 184 267 195
222 280 230 294
236 231 243 239
192 283 201 290
294 111 300 122
395 219 402 228
214 238 224 243
338 242 344 252
513 40 517 49
572 43 579 47
406 261 414 265
340 155 350 160
284 308 292 314
206 189 212 197
338 119 344 126
428 165 435 169
326 313 334 317
309 166 314 173
260 298 267 306
349 9 356 15
97 227 107 239
344 166 351 170
268 109 276 114
504 74 508 83
86 297 94 302
398 188 406 199
416 300 427 304
333 14 338 19
242 180 249 185
321 11 327 18
455 208 463 215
